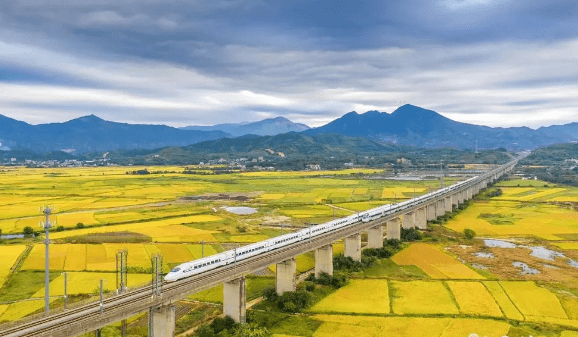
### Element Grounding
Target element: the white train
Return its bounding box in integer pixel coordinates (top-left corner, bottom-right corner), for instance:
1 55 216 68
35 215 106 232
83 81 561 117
165 160 517 282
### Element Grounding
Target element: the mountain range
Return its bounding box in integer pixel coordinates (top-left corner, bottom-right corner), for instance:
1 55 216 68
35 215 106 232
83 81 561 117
181 116 309 137
305 104 569 150
1 104 578 154
0 115 229 153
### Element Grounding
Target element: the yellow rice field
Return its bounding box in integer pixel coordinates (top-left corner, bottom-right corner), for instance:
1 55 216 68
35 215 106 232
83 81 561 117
21 244 69 270
186 244 218 259
134 224 216 242
268 254 315 274
0 299 51 322
390 280 459 315
381 187 426 199
49 215 219 240
445 200 578 240
552 242 578 251
391 243 484 279
310 279 390 314
446 281 503 317
20 243 215 272
500 281 568 320
482 281 524 320
0 245 26 286
31 272 152 297
311 315 510 337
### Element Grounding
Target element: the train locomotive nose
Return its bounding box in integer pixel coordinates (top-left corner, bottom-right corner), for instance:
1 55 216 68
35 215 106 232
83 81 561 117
164 273 177 282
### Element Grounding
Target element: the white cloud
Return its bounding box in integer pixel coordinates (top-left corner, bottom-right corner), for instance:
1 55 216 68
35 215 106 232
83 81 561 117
1 33 578 128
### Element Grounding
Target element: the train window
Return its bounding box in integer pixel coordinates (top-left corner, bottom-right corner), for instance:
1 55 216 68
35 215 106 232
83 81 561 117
171 267 181 273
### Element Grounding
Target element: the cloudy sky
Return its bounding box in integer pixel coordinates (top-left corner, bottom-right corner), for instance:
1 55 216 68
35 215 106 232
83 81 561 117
1 0 578 128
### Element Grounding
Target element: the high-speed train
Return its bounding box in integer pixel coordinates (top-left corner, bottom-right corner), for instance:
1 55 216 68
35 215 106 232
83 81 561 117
165 159 518 282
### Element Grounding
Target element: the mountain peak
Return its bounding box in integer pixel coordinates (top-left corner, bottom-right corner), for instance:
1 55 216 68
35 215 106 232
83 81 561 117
68 114 106 123
391 104 436 116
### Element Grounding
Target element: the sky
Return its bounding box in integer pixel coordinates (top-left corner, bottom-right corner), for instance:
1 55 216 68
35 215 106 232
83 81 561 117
1 0 578 128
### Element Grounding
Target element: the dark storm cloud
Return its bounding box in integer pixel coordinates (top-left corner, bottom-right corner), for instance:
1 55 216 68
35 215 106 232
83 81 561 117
1 0 578 127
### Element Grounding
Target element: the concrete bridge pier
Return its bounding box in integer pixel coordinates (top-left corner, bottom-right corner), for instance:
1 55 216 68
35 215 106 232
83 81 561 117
427 204 436 221
467 188 473 200
276 258 296 295
402 212 415 229
436 200 445 217
223 277 246 323
451 194 459 207
344 234 362 261
367 225 384 248
415 207 427 229
386 218 401 240
444 196 452 213
315 244 333 277
150 305 175 337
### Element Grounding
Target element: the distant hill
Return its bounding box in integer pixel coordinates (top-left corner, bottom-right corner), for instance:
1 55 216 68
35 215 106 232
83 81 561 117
538 122 578 142
0 114 230 153
522 142 578 166
103 132 513 169
305 104 572 150
180 132 408 156
181 116 309 137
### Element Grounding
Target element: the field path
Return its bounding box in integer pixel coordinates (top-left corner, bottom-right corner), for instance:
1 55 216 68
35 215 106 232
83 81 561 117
325 204 356 213
3 200 175 221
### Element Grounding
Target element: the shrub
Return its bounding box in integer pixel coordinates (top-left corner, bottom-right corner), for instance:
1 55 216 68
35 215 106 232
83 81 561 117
195 324 216 337
385 238 402 249
464 228 476 240
263 287 278 302
232 323 268 337
55 226 65 232
303 281 316 292
23 226 34 237
333 254 364 271
401 227 422 242
76 223 85 229
278 290 314 312
312 272 347 289
210 316 237 334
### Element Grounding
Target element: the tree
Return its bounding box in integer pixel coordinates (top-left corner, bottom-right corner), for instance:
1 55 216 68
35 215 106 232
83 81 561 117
76 223 85 229
401 227 422 242
233 323 268 337
195 324 216 337
23 226 34 237
464 228 476 240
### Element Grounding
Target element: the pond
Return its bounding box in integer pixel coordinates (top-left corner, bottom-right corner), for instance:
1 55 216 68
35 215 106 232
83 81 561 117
223 206 258 215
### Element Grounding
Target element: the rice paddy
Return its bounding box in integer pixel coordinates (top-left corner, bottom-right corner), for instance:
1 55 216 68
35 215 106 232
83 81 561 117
0 299 52 322
20 243 222 272
390 280 460 315
446 281 503 317
3 167 578 335
310 279 390 314
499 281 568 320
311 315 511 337
31 272 152 297
391 243 484 279
0 245 26 286
445 200 578 240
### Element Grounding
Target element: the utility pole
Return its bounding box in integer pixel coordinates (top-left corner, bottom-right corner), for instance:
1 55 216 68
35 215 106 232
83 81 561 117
63 272 67 309
116 249 128 337
440 160 444 189
149 254 163 337
40 206 54 315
